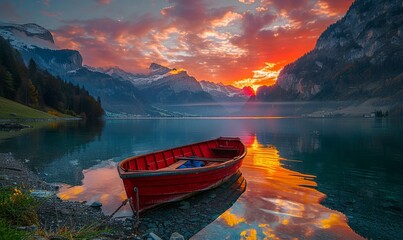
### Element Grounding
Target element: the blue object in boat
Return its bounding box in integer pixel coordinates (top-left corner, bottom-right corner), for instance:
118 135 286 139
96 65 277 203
178 160 205 169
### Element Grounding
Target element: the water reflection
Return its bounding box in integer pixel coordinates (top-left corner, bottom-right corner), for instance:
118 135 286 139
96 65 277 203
193 135 363 239
0 120 105 184
57 133 363 239
58 161 131 217
59 166 247 239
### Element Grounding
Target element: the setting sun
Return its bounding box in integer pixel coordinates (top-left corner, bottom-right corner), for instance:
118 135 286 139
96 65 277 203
234 62 282 91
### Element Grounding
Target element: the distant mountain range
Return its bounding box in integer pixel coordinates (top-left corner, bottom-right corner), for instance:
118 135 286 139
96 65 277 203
0 22 249 116
256 0 402 104
2 0 401 118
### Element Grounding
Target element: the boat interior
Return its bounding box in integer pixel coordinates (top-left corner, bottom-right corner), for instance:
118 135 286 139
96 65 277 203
120 138 244 171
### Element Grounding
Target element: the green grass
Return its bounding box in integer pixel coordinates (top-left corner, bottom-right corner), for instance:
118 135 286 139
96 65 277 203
0 97 57 119
0 187 107 239
0 187 37 240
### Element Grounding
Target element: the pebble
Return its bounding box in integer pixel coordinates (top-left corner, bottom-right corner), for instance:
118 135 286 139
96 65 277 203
0 175 9 180
170 232 185 240
31 190 54 198
60 209 70 215
90 201 103 208
22 225 38 231
149 232 163 240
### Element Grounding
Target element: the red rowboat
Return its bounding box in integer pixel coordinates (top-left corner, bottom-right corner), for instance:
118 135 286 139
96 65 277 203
117 137 246 214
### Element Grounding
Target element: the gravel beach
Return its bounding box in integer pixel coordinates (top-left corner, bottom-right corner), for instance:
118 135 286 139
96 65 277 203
0 153 246 240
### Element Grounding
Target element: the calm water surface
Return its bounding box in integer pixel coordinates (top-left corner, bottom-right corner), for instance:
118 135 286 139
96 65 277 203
1 118 402 239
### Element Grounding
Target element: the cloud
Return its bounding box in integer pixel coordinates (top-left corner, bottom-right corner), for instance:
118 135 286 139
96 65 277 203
239 0 255 4
41 10 61 17
95 0 112 5
52 0 353 86
0 2 20 21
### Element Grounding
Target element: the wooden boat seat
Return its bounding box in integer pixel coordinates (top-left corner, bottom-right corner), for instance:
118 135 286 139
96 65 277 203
176 157 230 162
211 147 239 153
162 160 187 170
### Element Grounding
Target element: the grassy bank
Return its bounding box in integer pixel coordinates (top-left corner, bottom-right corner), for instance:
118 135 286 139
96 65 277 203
0 97 57 119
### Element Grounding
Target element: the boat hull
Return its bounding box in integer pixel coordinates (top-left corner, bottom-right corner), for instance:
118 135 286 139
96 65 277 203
118 137 246 213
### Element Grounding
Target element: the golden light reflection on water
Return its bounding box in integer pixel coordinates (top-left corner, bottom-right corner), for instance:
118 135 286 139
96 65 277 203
196 135 364 240
56 135 364 239
219 211 246 227
58 161 131 217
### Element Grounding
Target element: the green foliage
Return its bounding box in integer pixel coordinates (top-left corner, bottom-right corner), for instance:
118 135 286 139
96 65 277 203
36 223 107 240
0 187 107 239
0 218 28 240
0 187 38 226
0 65 15 98
0 36 104 119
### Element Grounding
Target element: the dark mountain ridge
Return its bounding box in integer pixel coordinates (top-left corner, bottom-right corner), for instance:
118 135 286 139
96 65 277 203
257 0 403 104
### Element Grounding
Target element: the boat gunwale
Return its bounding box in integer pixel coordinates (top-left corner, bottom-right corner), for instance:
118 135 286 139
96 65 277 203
117 137 246 179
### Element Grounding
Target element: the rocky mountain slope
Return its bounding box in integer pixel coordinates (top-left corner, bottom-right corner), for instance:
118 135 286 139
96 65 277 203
64 67 149 115
0 22 82 76
257 0 403 104
200 80 251 102
94 63 215 104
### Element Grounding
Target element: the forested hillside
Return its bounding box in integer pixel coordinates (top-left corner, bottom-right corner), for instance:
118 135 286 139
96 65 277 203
0 36 103 119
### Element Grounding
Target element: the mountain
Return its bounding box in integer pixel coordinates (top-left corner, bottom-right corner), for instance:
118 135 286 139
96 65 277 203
64 67 150 115
199 80 251 102
0 36 103 119
0 22 245 116
96 63 215 104
0 22 82 77
0 22 153 115
257 0 403 104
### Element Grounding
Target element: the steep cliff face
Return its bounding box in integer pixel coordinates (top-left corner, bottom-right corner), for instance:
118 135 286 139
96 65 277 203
20 48 83 76
259 0 403 101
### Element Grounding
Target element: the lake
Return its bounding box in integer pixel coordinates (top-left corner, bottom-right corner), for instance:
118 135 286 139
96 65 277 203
1 118 402 239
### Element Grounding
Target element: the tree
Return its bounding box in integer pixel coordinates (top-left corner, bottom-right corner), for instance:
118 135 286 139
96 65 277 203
0 66 15 98
28 79 39 107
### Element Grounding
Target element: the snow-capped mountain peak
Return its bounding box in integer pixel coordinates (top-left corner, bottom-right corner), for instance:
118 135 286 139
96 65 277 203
149 62 170 75
0 22 57 50
200 80 250 102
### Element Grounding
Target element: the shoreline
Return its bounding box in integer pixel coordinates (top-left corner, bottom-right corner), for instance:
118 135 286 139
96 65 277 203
0 153 246 239
0 117 81 123
0 153 133 239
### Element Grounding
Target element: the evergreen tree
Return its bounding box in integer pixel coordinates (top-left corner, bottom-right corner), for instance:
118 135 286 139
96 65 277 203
0 35 104 119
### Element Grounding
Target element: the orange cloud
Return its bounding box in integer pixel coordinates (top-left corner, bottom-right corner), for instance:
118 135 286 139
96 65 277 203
234 62 282 92
51 0 353 87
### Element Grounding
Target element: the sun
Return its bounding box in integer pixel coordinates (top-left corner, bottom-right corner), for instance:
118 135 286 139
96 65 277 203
232 62 282 93
251 85 260 93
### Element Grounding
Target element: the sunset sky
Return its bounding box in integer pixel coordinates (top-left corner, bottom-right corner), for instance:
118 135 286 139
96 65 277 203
0 0 353 90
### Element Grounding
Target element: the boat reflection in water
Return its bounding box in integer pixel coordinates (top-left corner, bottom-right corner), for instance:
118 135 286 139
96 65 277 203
193 135 364 240
58 161 247 239
58 161 132 218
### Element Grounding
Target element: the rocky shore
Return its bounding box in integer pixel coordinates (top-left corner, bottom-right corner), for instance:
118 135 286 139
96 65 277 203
0 153 136 239
0 153 246 240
